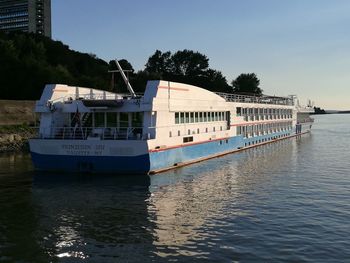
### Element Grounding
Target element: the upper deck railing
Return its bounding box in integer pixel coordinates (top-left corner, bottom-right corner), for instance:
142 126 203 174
35 126 154 140
215 92 294 106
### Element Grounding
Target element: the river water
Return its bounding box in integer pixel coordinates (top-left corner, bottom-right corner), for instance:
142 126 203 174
0 114 349 262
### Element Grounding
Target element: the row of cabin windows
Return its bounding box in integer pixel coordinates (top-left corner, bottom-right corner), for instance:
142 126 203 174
169 125 225 138
175 111 228 124
244 133 290 147
236 107 293 120
236 121 293 138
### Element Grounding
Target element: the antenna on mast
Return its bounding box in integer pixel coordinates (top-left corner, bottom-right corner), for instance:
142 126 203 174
111 59 136 97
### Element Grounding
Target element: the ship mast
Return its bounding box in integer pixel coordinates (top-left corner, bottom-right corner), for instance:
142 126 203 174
112 59 136 97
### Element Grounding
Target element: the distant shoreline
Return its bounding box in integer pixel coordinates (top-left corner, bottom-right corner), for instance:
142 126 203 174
312 111 350 115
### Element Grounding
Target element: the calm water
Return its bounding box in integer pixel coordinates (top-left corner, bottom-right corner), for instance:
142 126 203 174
0 114 350 263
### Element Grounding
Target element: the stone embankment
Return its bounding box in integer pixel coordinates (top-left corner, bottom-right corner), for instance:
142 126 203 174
0 100 37 152
0 126 37 152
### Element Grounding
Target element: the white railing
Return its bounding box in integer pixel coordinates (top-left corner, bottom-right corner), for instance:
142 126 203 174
215 92 294 106
80 93 144 101
37 126 154 140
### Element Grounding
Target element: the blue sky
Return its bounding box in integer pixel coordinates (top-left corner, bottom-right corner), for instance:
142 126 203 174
52 0 350 110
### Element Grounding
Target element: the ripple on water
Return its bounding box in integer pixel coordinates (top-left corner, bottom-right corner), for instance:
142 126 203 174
0 114 350 262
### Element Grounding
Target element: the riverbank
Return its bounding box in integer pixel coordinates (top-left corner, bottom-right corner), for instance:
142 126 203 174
0 125 36 152
0 100 37 152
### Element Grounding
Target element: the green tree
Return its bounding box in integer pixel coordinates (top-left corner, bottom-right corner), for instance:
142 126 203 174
171 49 209 77
0 32 110 100
144 50 171 77
204 69 231 93
231 73 263 95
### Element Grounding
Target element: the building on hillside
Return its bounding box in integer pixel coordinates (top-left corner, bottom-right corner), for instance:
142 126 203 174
0 0 51 37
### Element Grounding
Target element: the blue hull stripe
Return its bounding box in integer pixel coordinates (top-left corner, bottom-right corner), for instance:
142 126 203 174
31 131 294 174
31 152 150 174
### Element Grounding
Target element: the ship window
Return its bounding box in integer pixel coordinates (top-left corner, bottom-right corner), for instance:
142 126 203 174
107 112 117 127
197 128 200 134
178 130 181 136
203 112 207 122
188 129 191 135
185 112 190 123
180 112 185 123
190 112 194 123
169 131 172 137
215 112 218 121
194 112 198 122
213 127 216 132
183 136 193 143
95 112 106 127
175 112 179 124
206 127 208 133
132 112 143 128
237 107 242 116
199 112 203 122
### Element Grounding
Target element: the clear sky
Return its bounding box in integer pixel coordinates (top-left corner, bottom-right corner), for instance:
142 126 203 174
52 0 350 110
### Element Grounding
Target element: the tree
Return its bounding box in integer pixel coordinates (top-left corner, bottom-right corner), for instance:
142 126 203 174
231 73 263 95
171 49 209 77
144 50 171 76
313 107 326 114
0 32 110 99
204 69 231 92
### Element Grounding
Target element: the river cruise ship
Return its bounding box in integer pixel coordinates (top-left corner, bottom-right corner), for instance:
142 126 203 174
29 64 314 174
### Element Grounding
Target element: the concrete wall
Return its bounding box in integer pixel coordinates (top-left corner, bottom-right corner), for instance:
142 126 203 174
0 100 36 125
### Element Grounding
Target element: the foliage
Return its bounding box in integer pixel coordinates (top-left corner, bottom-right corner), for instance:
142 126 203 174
0 32 109 99
313 107 326 114
0 32 264 98
231 73 263 95
144 49 231 93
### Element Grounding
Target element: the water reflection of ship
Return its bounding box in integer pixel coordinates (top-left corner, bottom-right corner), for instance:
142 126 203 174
146 136 312 260
0 153 48 262
32 173 157 261
20 135 312 262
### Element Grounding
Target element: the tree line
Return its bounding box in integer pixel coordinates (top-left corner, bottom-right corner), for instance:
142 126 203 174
0 32 262 100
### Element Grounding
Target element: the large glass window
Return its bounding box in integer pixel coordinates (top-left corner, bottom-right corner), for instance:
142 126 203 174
94 112 105 127
119 113 128 128
237 107 242 116
185 112 189 123
132 112 143 127
107 112 117 127
190 112 194 123
180 112 185 123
